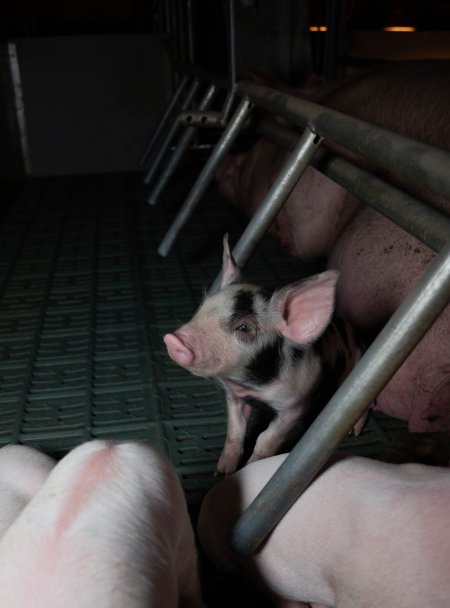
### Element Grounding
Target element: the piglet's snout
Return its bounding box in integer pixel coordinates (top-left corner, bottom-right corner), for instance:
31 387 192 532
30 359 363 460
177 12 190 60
164 332 195 366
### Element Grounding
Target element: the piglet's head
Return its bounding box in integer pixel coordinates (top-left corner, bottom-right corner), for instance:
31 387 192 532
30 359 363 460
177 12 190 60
163 235 246 377
163 235 339 379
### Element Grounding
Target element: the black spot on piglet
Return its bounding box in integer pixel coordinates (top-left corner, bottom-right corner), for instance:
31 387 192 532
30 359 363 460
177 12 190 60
244 336 284 385
231 290 255 321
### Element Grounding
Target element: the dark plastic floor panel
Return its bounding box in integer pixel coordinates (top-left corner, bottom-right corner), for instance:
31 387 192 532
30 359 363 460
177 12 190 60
0 171 424 501
3 169 450 607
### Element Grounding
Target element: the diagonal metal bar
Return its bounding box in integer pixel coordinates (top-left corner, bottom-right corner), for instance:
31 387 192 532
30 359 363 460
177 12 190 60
231 236 450 555
208 127 323 294
139 72 189 168
157 97 253 257
257 119 450 253
148 83 217 206
142 77 200 186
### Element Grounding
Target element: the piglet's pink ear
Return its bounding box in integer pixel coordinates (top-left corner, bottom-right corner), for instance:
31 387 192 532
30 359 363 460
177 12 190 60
220 233 241 288
275 270 339 344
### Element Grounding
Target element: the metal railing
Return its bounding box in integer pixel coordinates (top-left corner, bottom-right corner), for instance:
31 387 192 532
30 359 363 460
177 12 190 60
139 0 238 208
141 47 450 555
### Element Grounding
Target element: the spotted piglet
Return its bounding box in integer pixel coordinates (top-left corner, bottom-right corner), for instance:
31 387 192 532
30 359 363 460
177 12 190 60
164 235 366 475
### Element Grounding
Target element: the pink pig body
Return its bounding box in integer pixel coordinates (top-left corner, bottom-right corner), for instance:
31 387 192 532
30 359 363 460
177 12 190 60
329 208 450 432
215 60 450 433
199 453 450 608
165 237 365 475
0 440 205 608
0 444 55 539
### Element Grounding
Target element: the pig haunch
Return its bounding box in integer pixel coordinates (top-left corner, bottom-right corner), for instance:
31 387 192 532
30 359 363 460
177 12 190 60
198 453 450 608
0 440 205 608
164 236 366 475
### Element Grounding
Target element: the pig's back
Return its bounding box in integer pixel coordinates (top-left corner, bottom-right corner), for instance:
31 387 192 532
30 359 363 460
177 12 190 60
0 441 199 608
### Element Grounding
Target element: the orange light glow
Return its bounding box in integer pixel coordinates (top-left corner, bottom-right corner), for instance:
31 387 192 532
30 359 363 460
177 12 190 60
383 26 416 32
309 26 328 32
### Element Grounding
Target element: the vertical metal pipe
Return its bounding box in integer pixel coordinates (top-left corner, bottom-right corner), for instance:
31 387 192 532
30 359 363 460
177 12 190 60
186 0 195 64
139 73 190 167
8 42 31 176
142 77 200 185
226 0 236 89
209 128 322 294
217 0 237 125
148 83 217 206
157 97 253 257
231 238 450 556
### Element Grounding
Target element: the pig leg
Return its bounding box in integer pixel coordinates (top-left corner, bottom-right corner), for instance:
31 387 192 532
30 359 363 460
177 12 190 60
247 407 303 464
217 392 253 475
0 440 205 608
0 444 55 540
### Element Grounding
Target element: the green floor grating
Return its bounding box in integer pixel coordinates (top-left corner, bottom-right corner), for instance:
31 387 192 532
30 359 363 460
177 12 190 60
2 166 450 606
0 168 428 505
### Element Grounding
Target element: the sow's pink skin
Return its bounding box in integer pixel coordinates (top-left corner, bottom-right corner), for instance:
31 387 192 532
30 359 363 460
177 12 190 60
0 441 205 608
199 453 450 608
164 236 365 475
215 61 450 435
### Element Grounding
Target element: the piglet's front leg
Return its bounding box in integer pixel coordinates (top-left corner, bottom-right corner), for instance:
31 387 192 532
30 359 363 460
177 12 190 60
247 406 304 465
216 389 253 476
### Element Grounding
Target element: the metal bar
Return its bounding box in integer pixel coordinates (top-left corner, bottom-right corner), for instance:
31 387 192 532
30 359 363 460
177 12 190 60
142 77 200 186
208 128 323 294
8 43 31 176
257 119 450 253
186 0 195 65
148 83 217 206
226 0 236 90
237 80 450 202
323 0 343 82
139 73 189 167
183 65 230 90
231 237 450 556
216 0 236 125
157 97 253 257
323 155 450 253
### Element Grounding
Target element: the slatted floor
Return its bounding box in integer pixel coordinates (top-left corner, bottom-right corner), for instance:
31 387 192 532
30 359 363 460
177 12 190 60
2 163 447 606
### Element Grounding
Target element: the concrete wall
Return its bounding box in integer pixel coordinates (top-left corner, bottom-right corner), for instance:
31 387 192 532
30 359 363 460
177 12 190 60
13 34 169 176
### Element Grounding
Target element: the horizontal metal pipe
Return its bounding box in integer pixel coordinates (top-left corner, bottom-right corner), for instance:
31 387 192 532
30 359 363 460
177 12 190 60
323 155 450 252
239 80 450 203
208 128 323 294
231 237 450 555
257 119 450 253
